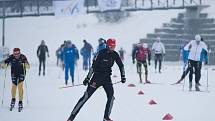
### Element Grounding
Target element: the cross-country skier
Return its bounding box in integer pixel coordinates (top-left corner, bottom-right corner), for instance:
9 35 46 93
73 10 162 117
63 40 79 85
132 43 151 83
174 36 208 87
95 38 106 54
118 47 126 61
37 40 49 76
152 37 165 73
67 38 126 121
1 48 30 112
80 40 93 71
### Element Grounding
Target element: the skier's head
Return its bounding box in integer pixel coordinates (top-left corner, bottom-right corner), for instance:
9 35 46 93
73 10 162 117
98 38 105 44
137 42 143 47
107 38 116 51
195 34 201 45
195 34 201 41
41 40 45 45
83 39 87 43
66 40 72 47
156 37 161 42
13 48 21 59
143 43 148 48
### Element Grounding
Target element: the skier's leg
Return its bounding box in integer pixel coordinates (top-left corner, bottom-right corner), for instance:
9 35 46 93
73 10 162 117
143 61 149 83
103 83 114 120
159 59 162 73
70 63 75 84
188 61 194 90
18 81 24 102
68 77 99 120
10 77 17 110
136 61 142 83
39 59 42 75
154 55 158 71
11 77 18 100
65 64 69 85
43 59 46 75
11 84 17 105
194 62 201 91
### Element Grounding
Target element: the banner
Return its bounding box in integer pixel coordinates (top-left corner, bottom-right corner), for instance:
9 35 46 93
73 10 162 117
98 0 122 11
53 0 86 16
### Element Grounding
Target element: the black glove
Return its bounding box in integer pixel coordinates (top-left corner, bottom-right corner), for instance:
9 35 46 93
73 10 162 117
148 61 151 65
121 77 126 83
83 78 90 86
205 61 208 65
132 60 135 64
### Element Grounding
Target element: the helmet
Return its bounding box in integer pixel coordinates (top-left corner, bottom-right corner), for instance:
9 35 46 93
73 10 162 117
106 38 116 47
195 34 201 41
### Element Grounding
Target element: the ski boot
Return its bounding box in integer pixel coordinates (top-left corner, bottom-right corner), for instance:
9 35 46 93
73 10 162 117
18 101 23 112
145 80 151 84
103 117 113 121
10 98 16 111
195 84 200 91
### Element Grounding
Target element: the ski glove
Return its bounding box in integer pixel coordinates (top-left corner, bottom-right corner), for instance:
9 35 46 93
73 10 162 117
83 78 90 86
121 77 126 83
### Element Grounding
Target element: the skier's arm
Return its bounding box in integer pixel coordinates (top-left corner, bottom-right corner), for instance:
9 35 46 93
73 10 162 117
132 48 136 63
83 52 101 86
22 55 30 69
114 52 126 82
36 46 40 57
184 41 192 51
46 46 50 57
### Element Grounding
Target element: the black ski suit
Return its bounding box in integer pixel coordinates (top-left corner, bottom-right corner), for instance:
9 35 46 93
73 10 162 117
4 54 29 85
68 48 125 120
37 44 49 75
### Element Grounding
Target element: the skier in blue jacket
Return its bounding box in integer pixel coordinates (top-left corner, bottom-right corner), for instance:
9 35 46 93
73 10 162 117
63 40 79 85
95 38 106 54
80 40 93 71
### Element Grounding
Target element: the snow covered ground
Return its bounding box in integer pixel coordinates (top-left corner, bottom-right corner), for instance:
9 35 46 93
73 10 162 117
1 1 215 121
0 59 215 121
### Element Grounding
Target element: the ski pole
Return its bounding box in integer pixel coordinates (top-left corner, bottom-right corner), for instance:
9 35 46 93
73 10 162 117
23 64 29 105
59 81 122 89
1 66 7 107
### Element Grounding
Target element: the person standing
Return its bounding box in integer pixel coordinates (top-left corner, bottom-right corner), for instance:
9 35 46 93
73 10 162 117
80 40 93 71
67 38 126 121
132 43 151 83
37 40 49 76
63 40 79 85
152 37 165 73
174 35 208 90
95 38 106 54
1 48 30 112
118 47 126 61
